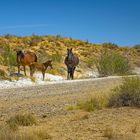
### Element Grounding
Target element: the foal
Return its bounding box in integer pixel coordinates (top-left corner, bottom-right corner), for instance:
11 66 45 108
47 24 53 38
30 60 53 80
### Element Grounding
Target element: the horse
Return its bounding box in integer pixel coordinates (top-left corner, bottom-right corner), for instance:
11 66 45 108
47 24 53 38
64 48 79 80
16 50 37 76
30 60 53 80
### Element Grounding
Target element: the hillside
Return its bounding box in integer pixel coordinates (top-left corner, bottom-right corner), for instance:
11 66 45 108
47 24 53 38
0 35 140 79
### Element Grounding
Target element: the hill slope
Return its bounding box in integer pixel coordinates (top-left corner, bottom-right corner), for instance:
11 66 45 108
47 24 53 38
0 35 140 78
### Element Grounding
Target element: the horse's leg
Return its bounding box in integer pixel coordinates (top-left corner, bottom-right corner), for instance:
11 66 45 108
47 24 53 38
69 67 73 80
23 66 27 76
17 65 20 74
70 67 75 80
29 65 32 76
29 65 33 77
67 71 70 80
67 66 70 80
42 71 45 81
70 72 72 80
72 67 76 80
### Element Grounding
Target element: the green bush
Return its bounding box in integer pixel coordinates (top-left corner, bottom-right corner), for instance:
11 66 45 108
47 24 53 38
96 50 131 76
1 43 16 74
108 77 140 107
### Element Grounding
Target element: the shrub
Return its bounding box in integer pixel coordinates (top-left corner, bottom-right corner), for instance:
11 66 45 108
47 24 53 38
108 77 140 107
1 43 16 74
0 125 51 140
96 50 131 76
6 114 36 130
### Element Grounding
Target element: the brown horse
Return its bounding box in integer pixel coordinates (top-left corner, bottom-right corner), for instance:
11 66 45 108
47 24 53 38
64 48 79 80
30 60 53 80
16 50 37 76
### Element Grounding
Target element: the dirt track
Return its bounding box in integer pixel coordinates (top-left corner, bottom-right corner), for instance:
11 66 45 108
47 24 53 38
0 77 122 120
0 77 122 98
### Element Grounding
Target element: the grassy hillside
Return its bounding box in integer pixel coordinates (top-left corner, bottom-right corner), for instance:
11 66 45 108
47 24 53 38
0 34 140 78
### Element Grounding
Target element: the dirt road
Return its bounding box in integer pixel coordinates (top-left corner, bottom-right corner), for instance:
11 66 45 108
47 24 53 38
0 77 122 120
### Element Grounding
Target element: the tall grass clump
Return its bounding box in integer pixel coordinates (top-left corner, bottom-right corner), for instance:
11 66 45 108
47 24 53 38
96 49 131 76
6 114 36 130
76 94 109 112
0 125 51 140
108 77 140 107
77 98 101 112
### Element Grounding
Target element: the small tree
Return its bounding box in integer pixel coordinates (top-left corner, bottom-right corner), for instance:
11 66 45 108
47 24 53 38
2 43 16 74
96 49 131 76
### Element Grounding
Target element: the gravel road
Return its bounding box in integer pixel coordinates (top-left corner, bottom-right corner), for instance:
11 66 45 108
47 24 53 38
0 76 123 98
0 76 123 120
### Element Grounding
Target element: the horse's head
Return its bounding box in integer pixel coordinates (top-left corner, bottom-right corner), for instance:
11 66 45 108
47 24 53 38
16 50 23 56
44 60 53 69
67 48 73 59
16 50 25 64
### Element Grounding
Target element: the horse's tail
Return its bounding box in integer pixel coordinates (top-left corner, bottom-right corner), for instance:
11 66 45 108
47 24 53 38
35 55 37 62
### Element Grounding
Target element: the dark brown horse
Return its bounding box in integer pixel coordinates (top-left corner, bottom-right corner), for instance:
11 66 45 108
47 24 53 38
16 50 37 76
30 60 53 80
64 48 79 80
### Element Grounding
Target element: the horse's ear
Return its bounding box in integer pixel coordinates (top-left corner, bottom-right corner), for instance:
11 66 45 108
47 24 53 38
67 48 69 51
70 48 72 51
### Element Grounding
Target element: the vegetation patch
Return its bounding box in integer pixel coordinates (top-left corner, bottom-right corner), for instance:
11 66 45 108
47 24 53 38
68 77 140 112
96 49 131 76
0 125 51 140
6 114 36 130
67 93 109 112
108 77 140 107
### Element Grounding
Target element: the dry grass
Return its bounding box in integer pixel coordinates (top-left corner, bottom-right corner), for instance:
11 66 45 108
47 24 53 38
67 92 110 112
0 125 51 140
6 114 37 131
